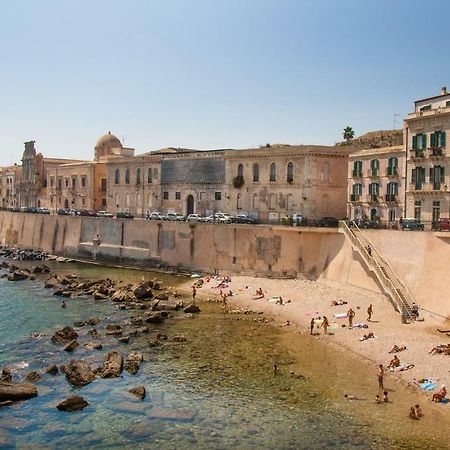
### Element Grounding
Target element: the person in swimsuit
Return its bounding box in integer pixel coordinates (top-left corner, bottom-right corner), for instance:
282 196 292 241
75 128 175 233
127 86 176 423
377 364 384 390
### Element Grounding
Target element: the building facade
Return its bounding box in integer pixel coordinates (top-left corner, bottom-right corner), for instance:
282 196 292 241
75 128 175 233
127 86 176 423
348 145 405 224
0 164 21 209
106 144 351 222
404 87 450 226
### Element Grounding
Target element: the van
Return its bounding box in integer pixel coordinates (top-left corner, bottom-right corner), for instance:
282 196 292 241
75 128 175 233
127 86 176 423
400 218 424 231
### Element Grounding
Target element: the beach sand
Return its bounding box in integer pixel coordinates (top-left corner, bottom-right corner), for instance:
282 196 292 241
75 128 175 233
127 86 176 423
182 275 450 423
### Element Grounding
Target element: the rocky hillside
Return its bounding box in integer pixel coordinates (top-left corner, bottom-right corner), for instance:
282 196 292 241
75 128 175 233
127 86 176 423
338 129 403 148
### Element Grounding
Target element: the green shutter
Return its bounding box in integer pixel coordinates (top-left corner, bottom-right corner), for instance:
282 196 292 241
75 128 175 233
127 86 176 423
422 134 427 149
412 135 417 149
441 167 445 182
394 183 398 195
430 167 434 182
431 132 436 148
374 159 379 169
441 131 446 148
421 167 426 182
412 168 416 182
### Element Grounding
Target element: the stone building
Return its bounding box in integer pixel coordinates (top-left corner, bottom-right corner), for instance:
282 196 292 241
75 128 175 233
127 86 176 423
404 87 450 225
0 164 21 209
46 132 134 211
348 145 405 224
106 144 351 222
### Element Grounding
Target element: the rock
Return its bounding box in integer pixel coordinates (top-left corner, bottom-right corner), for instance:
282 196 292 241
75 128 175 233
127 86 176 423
0 382 38 402
148 338 160 347
64 340 79 352
44 280 57 289
25 371 42 382
84 342 102 350
45 365 59 375
73 321 86 327
64 360 96 387
86 317 100 325
56 396 89 412
154 292 169 301
118 336 130 344
133 282 154 300
172 335 187 343
61 291 72 298
129 385 146 400
105 324 122 336
30 265 43 273
0 400 13 407
144 312 165 324
94 292 108 300
0 368 12 382
125 352 143 375
7 271 29 281
52 327 78 343
100 351 123 378
135 326 149 334
183 303 201 314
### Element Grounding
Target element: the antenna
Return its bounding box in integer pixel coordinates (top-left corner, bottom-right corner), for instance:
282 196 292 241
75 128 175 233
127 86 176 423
393 113 400 130
122 136 126 146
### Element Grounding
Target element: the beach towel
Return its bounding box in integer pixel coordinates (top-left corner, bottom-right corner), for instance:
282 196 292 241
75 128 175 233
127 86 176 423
334 313 348 319
440 398 449 404
419 382 436 391
351 323 369 329
391 363 414 372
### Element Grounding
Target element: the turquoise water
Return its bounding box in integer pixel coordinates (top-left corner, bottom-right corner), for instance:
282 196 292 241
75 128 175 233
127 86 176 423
0 261 442 449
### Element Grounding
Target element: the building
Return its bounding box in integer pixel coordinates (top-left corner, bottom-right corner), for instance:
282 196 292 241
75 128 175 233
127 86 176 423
106 144 352 222
46 132 134 211
0 164 21 209
348 145 405 224
404 87 450 226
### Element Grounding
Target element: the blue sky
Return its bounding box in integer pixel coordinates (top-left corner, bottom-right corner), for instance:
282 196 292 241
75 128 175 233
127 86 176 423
1 0 448 165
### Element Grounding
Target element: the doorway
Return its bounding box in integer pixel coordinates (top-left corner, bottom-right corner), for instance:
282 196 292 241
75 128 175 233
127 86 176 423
187 195 194 215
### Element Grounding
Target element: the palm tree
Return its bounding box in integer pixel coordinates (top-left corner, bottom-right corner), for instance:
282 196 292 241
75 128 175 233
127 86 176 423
343 126 355 143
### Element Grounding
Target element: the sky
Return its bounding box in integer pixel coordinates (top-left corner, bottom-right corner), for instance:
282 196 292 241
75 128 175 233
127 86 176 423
1 0 449 165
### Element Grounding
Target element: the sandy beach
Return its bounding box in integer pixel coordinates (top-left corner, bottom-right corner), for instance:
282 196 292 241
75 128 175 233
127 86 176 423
182 274 450 419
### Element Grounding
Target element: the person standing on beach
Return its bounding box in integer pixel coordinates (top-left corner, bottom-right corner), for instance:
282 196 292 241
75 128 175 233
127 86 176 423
321 316 329 335
347 308 355 328
367 304 373 322
192 285 197 302
310 318 315 335
377 364 384 391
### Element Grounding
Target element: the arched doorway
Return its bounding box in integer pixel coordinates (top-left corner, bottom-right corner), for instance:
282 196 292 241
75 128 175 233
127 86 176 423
370 208 377 220
64 199 69 209
187 195 194 215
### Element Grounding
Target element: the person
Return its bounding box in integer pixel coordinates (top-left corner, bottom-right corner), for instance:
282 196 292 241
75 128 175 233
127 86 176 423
383 391 389 402
61 300 66 308
359 331 375 341
432 385 447 403
367 304 373 321
344 394 359 401
273 364 278 376
192 285 197 301
283 320 290 326
409 406 420 420
227 290 233 297
347 308 355 328
310 318 315 335
389 344 407 353
411 302 419 319
377 364 384 390
91 328 98 338
414 404 423 417
387 355 400 369
275 297 284 305
252 288 264 300
331 299 347 306
367 245 372 257
321 316 329 335
374 395 382 404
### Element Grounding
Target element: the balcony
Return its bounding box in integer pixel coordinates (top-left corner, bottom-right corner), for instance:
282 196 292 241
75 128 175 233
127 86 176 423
368 195 380 204
433 182 442 191
410 149 425 159
387 167 399 177
406 105 450 120
385 193 397 202
352 170 363 178
367 168 379 178
350 194 361 202
429 147 446 158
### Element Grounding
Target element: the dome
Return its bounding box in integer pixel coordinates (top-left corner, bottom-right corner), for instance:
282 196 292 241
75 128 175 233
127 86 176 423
95 132 122 149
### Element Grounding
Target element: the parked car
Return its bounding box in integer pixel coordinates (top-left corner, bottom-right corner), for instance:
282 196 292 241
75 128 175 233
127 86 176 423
57 208 71 216
36 207 50 215
117 211 134 219
147 212 165 221
205 213 233 224
96 211 113 218
349 219 381 229
317 216 339 227
79 209 96 217
433 217 450 231
400 218 424 231
165 212 186 221
186 214 204 222
234 214 260 224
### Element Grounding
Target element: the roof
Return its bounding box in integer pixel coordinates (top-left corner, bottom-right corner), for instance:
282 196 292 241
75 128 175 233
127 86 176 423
414 92 450 105
95 132 122 148
348 145 404 158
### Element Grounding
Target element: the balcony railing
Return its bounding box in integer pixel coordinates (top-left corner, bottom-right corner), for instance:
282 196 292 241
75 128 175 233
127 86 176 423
429 147 445 157
433 181 441 191
385 193 397 202
414 182 423 190
352 170 363 177
411 149 425 158
368 194 380 203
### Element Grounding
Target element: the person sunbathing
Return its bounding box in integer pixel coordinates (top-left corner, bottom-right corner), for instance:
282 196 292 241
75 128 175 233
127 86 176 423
429 344 450 355
389 345 407 353
252 288 264 300
275 296 284 305
432 385 447 403
359 332 375 341
409 406 420 420
387 355 400 369
331 300 348 306
414 404 423 417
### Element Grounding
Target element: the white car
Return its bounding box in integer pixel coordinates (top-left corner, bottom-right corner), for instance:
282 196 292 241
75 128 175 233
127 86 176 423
165 212 186 221
147 212 165 221
205 213 232 224
186 214 204 222
96 211 113 218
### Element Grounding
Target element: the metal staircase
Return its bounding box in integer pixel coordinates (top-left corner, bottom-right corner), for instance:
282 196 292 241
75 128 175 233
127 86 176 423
339 221 415 322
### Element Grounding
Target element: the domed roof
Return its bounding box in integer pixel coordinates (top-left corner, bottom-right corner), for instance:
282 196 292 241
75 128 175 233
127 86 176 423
95 132 122 148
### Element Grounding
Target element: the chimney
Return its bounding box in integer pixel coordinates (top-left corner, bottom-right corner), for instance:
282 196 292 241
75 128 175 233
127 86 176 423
441 86 447 95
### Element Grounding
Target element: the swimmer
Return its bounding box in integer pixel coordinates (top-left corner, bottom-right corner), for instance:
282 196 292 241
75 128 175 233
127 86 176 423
61 300 66 308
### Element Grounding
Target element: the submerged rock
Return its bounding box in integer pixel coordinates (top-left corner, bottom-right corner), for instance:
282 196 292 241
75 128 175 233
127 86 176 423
85 342 102 350
64 340 79 352
144 312 165 324
129 385 146 400
57 396 89 412
64 360 96 387
25 371 42 382
0 382 38 402
100 351 123 378
51 327 78 343
45 365 59 375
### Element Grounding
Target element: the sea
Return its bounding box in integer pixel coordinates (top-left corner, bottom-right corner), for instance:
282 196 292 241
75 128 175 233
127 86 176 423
0 260 444 449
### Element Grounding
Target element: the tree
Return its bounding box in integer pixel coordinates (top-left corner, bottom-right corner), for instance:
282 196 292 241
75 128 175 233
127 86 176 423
343 126 355 143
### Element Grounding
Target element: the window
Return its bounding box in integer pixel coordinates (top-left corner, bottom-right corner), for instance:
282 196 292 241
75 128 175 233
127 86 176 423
287 162 294 182
136 168 141 184
269 163 276 182
389 209 396 222
147 168 152 183
115 193 119 208
252 163 259 182
114 169 120 184
50 177 54 188
269 193 276 210
352 160 362 177
125 192 130 207
412 166 426 189
412 134 427 150
430 131 446 148
352 183 362 196
368 182 379 198
322 162 330 183
387 182 398 195
82 198 85 207
215 192 222 201
430 165 445 190
387 157 398 175
237 164 243 177
370 159 379 176
81 177 86 188
72 178 76 189
175 192 181 200
433 200 441 222
414 200 421 220
125 169 130 184
236 193 242 210
163 191 169 200
65 179 69 188
252 193 259 210
101 178 107 192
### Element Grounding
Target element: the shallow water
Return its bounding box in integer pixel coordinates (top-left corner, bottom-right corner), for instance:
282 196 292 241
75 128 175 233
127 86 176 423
0 262 446 449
